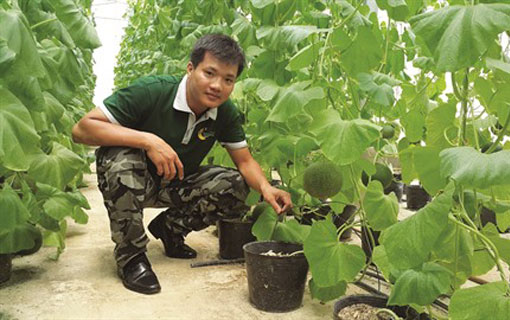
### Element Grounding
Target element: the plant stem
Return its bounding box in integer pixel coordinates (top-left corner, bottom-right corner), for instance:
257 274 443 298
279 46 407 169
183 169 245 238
448 214 509 289
486 109 510 153
31 18 58 30
319 0 363 77
376 308 402 320
377 16 391 73
407 76 434 107
470 102 480 150
460 69 470 145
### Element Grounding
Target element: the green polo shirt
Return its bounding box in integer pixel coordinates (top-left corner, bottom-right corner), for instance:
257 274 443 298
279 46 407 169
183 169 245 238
100 75 247 176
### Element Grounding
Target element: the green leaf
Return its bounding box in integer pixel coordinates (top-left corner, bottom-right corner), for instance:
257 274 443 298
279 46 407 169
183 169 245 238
440 147 510 189
341 27 383 76
255 79 279 102
0 9 46 78
304 219 365 286
311 109 381 165
0 86 41 171
363 180 399 231
309 278 347 302
28 142 85 191
380 184 453 269
471 235 496 276
252 207 278 240
450 282 510 320
267 82 324 122
358 72 401 107
287 43 320 71
388 262 451 306
412 146 446 195
256 25 320 51
49 0 102 49
36 183 90 222
0 38 16 73
425 101 457 149
410 4 510 71
372 245 393 282
482 224 510 266
401 107 426 142
273 219 311 244
245 189 261 206
0 185 39 254
376 0 409 21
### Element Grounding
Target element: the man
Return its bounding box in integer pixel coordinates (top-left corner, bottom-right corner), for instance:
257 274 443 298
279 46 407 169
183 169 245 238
72 34 292 295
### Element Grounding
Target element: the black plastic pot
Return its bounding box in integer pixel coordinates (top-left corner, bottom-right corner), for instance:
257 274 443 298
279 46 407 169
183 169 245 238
243 241 308 312
361 227 380 261
406 185 430 210
0 254 12 284
333 294 428 320
384 180 404 202
217 218 256 259
334 205 357 240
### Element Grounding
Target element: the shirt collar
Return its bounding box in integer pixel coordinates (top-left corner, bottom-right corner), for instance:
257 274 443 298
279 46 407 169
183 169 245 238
173 75 218 120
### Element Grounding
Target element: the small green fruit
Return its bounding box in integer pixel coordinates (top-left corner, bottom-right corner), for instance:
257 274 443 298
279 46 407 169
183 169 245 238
381 125 395 139
303 161 343 200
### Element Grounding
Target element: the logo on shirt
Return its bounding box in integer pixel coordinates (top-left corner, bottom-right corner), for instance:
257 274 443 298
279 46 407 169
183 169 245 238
198 127 214 141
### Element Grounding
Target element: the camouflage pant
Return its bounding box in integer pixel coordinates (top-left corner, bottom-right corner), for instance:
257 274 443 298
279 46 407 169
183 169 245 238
95 147 250 269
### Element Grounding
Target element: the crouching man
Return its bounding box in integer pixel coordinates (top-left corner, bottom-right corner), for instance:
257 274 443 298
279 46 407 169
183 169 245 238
72 34 292 294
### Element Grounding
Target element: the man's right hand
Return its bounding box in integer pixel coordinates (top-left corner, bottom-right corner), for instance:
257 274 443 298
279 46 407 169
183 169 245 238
144 133 184 181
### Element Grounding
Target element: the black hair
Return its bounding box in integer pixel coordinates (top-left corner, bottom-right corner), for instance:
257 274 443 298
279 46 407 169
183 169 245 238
190 34 245 77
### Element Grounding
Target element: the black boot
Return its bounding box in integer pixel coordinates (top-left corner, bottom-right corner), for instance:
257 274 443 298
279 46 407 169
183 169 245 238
119 253 161 294
148 213 197 259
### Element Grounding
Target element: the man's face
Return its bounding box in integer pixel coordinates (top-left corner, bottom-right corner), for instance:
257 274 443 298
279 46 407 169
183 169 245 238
186 51 238 112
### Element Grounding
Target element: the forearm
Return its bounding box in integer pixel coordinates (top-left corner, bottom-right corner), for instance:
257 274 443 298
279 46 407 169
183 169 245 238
72 118 151 149
237 158 272 194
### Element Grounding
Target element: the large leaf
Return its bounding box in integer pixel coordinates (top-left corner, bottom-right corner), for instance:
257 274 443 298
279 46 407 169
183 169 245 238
425 101 457 150
432 221 473 288
410 4 510 71
256 25 320 51
341 26 383 76
400 146 447 195
380 184 453 269
47 0 102 49
309 278 347 302
388 262 451 306
28 142 85 191
363 181 399 231
272 219 311 244
0 10 46 77
287 43 320 71
266 82 324 122
376 0 409 21
358 72 401 107
311 109 381 165
440 147 510 189
36 183 90 222
0 86 41 171
304 219 365 286
0 185 39 254
450 282 510 320
0 38 16 73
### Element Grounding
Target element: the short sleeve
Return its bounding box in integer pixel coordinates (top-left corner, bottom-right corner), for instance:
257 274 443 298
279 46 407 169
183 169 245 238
102 78 154 128
216 103 248 150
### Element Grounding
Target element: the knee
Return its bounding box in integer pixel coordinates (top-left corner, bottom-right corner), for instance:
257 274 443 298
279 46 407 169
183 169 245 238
97 148 149 201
